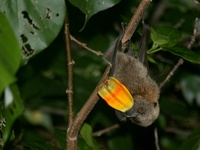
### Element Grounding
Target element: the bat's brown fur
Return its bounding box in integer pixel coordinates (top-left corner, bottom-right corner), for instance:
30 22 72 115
104 24 160 127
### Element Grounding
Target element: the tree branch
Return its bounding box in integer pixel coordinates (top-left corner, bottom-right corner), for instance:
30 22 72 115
159 58 184 89
92 124 120 137
154 127 160 150
65 6 74 138
70 35 103 56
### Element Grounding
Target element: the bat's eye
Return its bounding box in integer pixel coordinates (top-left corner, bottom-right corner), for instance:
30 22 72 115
153 102 157 107
98 77 134 112
137 108 143 114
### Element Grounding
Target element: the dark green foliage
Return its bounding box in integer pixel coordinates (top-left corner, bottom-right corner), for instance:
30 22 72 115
0 0 200 149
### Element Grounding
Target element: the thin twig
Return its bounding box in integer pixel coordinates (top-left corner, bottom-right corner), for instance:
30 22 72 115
159 58 184 89
70 35 103 56
165 127 191 137
65 8 74 130
188 18 200 49
174 19 185 29
154 127 160 150
66 0 152 149
92 124 120 137
193 0 200 6
39 106 65 116
12 129 24 146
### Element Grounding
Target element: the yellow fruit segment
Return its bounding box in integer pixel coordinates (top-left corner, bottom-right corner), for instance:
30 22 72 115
98 77 134 112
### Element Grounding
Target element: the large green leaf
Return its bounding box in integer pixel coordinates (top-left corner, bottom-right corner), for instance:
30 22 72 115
69 0 121 29
179 127 200 150
0 0 66 57
149 26 200 64
149 26 182 54
164 46 200 64
0 13 20 96
150 26 182 48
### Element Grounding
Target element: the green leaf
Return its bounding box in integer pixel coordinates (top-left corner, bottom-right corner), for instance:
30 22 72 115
2 84 24 145
164 46 200 64
180 74 200 106
80 123 99 150
69 0 121 29
0 13 20 96
150 26 182 48
179 127 200 150
0 0 66 57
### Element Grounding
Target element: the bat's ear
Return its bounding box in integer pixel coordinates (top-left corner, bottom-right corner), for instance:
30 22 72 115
103 23 126 66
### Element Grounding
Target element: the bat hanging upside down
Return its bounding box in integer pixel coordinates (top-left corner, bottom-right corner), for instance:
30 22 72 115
98 24 160 127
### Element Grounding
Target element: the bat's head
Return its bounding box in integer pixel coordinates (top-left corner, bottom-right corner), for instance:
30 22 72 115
124 95 160 127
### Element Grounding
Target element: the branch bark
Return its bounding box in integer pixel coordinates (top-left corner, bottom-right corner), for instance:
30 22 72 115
92 124 120 137
159 58 184 90
70 35 103 56
65 6 74 147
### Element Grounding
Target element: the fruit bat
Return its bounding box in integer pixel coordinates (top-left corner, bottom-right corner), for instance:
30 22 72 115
98 24 160 127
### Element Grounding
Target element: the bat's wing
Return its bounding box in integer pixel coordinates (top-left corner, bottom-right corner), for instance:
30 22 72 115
138 24 150 69
103 24 126 76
